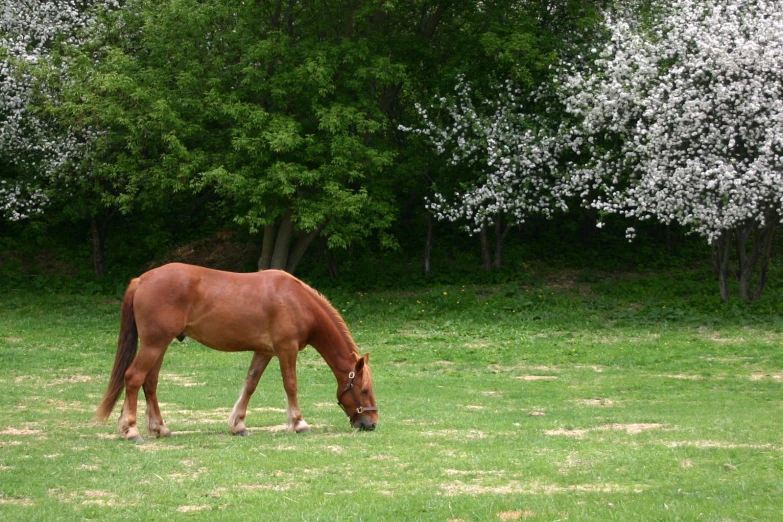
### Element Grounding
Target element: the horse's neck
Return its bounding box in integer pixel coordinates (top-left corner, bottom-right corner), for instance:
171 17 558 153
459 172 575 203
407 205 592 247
310 315 358 382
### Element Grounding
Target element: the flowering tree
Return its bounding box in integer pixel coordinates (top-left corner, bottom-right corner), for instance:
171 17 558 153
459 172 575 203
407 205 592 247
411 0 783 299
401 77 570 270
0 0 112 221
556 0 783 301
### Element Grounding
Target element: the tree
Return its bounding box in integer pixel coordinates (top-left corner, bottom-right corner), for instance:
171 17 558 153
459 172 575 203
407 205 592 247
1 0 123 275
401 77 570 271
411 0 783 297
556 0 783 301
63 0 413 274
397 1 606 271
0 0 114 220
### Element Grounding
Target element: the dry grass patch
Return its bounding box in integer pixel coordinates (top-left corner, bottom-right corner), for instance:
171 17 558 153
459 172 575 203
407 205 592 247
0 427 41 436
575 398 616 406
657 374 705 380
666 440 779 450
159 373 205 387
750 373 783 382
48 375 92 386
488 364 557 374
0 496 33 506
545 423 665 438
177 505 211 512
441 480 644 496
497 510 536 520
424 429 487 440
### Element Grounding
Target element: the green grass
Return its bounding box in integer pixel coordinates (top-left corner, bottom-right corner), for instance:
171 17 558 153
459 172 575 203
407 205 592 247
2 271 783 521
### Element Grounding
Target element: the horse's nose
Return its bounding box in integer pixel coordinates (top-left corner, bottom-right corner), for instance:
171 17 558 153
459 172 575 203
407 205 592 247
360 421 377 431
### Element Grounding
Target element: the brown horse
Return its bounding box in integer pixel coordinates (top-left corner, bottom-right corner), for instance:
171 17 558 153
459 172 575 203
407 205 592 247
96 263 378 441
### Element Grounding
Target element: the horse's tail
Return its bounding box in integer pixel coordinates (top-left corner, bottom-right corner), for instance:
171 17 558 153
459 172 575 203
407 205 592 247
95 278 140 421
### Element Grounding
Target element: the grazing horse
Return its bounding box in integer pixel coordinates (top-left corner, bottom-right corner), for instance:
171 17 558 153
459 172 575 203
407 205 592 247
95 263 378 440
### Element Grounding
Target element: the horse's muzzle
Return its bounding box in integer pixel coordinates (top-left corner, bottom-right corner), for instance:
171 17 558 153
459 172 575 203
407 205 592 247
353 415 377 431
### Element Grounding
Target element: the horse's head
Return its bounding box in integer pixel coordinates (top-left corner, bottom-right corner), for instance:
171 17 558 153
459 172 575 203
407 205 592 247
337 353 378 431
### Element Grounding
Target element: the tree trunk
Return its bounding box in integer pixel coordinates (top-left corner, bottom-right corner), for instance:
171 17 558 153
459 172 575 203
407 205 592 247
90 216 107 277
735 223 753 301
258 210 322 274
579 207 598 248
712 232 731 303
751 221 776 302
286 227 321 274
327 248 340 279
424 213 433 276
258 224 277 270
270 210 294 270
480 224 492 272
493 219 512 271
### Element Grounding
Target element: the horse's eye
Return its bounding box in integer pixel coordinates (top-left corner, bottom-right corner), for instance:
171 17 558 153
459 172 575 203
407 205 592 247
361 390 369 396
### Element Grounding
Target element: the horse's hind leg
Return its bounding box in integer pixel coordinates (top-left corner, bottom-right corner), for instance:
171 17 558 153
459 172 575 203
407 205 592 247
118 343 168 441
278 346 310 433
228 351 272 436
143 353 172 438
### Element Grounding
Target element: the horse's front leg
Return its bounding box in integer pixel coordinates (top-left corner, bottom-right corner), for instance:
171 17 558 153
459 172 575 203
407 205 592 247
143 353 172 438
228 351 272 436
278 347 310 433
118 344 167 441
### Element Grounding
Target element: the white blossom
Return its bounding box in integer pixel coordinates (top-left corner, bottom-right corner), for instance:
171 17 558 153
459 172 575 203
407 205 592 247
0 0 118 220
557 0 783 244
400 75 569 232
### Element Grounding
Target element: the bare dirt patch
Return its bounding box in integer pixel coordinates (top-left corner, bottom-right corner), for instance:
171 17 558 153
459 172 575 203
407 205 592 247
239 483 298 492
424 429 487 440
0 496 33 506
576 398 616 407
0 427 41 436
750 373 783 382
441 480 643 496
160 373 205 387
516 375 558 381
658 374 705 380
489 364 557 374
177 505 211 513
160 235 258 272
49 375 92 386
497 511 535 520
666 440 779 450
49 488 127 507
544 423 664 438
543 428 590 438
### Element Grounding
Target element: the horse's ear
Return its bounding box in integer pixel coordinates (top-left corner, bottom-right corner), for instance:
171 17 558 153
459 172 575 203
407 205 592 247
355 353 370 372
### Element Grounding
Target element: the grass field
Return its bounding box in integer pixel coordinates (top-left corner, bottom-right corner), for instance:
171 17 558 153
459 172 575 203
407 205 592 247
1 269 783 521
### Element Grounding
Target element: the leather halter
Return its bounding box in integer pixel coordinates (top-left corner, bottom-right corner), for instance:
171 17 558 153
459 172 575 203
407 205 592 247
338 371 378 420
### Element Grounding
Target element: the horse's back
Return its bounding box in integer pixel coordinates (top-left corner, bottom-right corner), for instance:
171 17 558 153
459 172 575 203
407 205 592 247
132 263 317 352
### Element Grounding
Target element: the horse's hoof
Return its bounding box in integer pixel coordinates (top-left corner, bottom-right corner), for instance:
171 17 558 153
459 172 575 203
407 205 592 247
233 429 249 437
295 426 311 434
128 435 144 443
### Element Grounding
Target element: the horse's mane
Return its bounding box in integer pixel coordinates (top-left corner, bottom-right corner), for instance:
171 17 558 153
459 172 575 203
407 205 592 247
298 279 360 359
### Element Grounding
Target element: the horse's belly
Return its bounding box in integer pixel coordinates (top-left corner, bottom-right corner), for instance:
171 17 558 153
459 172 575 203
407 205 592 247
183 314 274 354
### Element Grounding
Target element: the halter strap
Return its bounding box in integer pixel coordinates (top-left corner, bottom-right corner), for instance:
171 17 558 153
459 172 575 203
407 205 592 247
338 371 378 418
